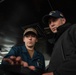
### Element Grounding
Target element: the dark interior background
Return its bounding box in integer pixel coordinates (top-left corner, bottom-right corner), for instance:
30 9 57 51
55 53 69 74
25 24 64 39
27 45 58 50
0 0 76 59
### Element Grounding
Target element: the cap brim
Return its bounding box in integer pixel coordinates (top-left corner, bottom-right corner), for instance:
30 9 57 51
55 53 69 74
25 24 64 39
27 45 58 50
42 15 51 24
42 15 59 25
23 31 37 36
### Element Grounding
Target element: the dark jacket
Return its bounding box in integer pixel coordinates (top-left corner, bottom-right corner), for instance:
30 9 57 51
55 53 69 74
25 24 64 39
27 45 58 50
1 45 45 71
47 23 76 75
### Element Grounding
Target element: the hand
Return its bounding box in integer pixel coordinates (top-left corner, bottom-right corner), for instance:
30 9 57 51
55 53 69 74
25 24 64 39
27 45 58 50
42 72 54 75
3 56 36 70
21 61 28 67
3 56 17 65
28 66 36 70
3 56 28 67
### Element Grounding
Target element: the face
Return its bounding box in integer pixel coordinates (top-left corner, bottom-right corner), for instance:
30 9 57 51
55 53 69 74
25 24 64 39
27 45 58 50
23 33 38 49
48 17 66 33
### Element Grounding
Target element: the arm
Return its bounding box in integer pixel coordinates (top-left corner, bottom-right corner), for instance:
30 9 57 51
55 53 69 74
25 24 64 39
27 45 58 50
1 46 28 67
1 47 16 64
43 25 76 75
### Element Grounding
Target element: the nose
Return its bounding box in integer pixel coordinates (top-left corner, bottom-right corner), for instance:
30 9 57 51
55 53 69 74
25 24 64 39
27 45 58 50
28 36 32 40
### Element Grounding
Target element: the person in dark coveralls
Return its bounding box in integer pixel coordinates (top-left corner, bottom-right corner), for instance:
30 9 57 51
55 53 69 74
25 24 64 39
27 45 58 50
1 27 45 73
42 10 76 75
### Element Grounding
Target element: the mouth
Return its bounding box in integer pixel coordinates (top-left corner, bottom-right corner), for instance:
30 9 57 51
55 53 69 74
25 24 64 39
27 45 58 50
52 27 57 31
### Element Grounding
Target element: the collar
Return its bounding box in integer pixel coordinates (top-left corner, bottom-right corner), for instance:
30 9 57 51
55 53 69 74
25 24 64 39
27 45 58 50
49 23 72 43
22 45 27 53
57 23 71 32
22 45 40 59
55 23 71 41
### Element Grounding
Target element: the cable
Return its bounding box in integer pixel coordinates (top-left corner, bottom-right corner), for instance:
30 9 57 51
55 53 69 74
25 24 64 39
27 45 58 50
48 0 54 11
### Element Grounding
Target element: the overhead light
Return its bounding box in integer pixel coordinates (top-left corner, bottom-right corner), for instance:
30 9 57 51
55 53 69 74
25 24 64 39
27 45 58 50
0 0 5 3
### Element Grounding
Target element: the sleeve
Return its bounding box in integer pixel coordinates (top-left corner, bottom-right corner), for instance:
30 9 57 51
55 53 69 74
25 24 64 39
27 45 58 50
55 25 76 75
48 25 76 75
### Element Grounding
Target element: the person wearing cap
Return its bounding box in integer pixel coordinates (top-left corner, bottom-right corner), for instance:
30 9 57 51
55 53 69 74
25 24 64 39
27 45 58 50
42 10 76 75
1 27 45 73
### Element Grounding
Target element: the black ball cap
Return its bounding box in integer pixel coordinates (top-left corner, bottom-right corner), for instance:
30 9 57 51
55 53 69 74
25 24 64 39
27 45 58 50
42 10 64 24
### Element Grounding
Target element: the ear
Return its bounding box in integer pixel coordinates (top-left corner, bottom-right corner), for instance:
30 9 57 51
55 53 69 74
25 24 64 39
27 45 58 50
62 18 66 24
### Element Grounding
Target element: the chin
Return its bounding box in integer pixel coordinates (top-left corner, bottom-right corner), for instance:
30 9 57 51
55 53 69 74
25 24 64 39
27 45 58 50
53 31 57 33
